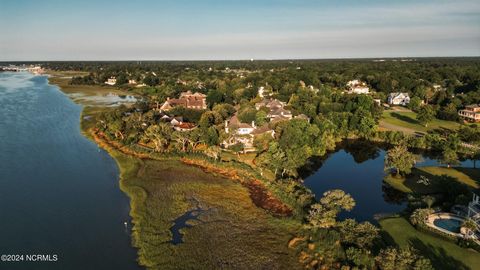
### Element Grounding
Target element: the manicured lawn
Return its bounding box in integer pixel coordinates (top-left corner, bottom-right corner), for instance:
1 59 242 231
380 109 461 134
384 166 480 194
380 217 480 270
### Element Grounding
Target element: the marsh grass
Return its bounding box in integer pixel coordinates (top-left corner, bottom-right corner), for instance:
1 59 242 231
79 107 302 269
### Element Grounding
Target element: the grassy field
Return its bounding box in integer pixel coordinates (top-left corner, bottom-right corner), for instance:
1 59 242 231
380 217 480 270
384 166 480 194
380 109 461 134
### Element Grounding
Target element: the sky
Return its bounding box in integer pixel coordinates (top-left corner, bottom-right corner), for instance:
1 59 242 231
0 0 479 60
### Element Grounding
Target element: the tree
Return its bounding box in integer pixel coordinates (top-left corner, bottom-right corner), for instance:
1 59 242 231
199 111 223 128
407 96 422 111
143 73 159 86
346 247 375 269
228 142 244 156
376 246 433 270
256 141 287 176
144 124 172 152
238 107 257 123
307 189 355 228
204 145 221 161
462 218 478 237
410 208 434 226
384 144 416 176
206 89 224 107
417 105 435 127
115 73 128 85
173 132 189 152
441 148 459 168
255 110 268 126
338 219 379 249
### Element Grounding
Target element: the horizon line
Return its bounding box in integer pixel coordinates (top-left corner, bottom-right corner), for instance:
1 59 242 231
1 55 480 63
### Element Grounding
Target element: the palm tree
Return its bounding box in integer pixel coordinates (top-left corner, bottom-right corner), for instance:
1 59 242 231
462 218 478 236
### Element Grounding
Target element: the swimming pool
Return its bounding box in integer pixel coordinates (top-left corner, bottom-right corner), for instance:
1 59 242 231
433 218 462 233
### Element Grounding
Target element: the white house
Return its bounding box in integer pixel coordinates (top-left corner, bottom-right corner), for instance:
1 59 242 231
468 193 480 229
387 92 410 106
105 77 117 85
346 80 369 94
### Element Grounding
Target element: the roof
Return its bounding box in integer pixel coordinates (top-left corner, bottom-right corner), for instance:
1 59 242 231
269 107 292 117
251 124 273 135
227 114 254 129
466 104 480 109
388 92 409 98
174 122 196 129
294 114 310 120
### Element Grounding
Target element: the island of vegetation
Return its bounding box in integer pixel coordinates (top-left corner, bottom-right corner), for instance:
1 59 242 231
29 58 480 270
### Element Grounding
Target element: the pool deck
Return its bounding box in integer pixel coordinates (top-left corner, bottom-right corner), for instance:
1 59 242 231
426 213 465 238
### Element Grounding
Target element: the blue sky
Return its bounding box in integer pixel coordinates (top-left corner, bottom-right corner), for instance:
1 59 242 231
1 0 479 60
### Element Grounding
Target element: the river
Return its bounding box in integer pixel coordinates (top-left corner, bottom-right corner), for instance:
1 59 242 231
0 72 141 269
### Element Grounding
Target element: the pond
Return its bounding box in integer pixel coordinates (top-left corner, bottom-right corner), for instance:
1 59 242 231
68 92 138 106
303 140 474 222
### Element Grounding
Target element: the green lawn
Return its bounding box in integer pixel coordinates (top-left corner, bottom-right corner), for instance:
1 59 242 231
380 217 480 270
380 109 461 134
384 166 480 194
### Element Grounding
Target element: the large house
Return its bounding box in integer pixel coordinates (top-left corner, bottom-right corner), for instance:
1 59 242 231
160 91 207 111
105 77 117 86
255 98 292 121
387 92 410 106
346 80 370 94
159 114 197 132
222 114 274 151
458 104 480 122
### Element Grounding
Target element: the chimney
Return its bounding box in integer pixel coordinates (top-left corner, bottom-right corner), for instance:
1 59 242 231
225 120 229 133
252 121 256 128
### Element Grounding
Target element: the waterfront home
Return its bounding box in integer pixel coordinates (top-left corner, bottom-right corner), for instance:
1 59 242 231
160 91 207 111
467 193 480 229
346 79 370 94
458 104 480 122
223 114 274 151
255 98 292 121
128 79 137 85
225 114 255 135
268 107 293 120
255 98 286 110
387 92 410 106
105 77 117 85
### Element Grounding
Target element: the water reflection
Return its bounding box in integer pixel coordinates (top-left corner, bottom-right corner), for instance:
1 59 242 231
303 140 473 222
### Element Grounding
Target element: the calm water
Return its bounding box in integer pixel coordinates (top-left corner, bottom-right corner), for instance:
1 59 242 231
0 72 141 269
304 141 474 222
